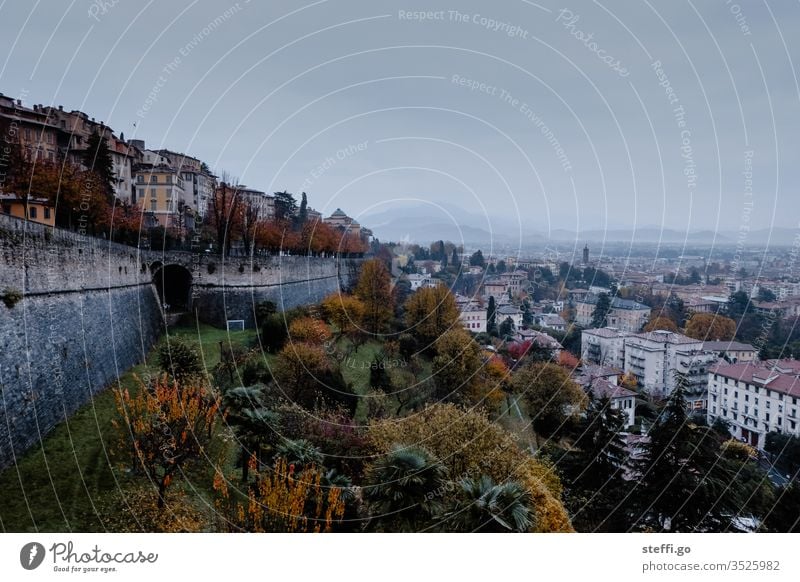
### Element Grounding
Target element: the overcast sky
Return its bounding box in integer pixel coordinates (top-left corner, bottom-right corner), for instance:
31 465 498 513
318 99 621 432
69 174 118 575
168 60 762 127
1 0 798 237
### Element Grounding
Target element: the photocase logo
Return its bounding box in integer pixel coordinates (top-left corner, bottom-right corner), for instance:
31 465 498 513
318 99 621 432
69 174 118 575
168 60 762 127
20 542 46 570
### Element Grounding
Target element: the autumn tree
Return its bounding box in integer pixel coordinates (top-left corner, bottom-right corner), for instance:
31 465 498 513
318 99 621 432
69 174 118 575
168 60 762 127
354 259 392 335
113 374 220 507
466 355 509 413
685 313 736 341
403 285 460 349
273 342 330 408
288 316 332 345
209 177 243 256
367 404 573 532
511 362 587 441
431 328 483 403
644 316 678 333
321 293 366 340
214 457 345 532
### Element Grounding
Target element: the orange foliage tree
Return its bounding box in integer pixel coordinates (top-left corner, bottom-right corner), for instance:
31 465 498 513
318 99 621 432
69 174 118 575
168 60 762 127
685 313 737 341
644 316 679 333
214 457 345 532
288 316 332 345
113 374 220 507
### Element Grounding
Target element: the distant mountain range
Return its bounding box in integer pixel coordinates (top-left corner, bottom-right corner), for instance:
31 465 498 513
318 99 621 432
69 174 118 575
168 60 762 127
361 203 799 247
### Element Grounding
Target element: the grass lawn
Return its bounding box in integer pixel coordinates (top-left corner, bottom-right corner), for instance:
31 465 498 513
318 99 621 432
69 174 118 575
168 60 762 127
0 323 256 533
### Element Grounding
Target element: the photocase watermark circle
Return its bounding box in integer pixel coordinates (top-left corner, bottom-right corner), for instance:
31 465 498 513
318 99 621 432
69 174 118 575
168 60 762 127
19 542 46 570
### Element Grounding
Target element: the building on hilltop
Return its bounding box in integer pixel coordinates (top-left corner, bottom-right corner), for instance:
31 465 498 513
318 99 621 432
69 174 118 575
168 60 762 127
708 359 800 449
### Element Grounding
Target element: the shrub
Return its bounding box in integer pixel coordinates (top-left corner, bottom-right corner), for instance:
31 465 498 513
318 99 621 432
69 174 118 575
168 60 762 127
207 262 216 275
1 287 23 309
158 336 203 380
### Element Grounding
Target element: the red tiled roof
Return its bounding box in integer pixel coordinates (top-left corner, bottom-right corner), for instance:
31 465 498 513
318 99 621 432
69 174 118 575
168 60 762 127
711 360 800 397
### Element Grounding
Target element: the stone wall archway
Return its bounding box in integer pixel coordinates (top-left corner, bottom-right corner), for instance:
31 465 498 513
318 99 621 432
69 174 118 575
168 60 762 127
152 264 192 311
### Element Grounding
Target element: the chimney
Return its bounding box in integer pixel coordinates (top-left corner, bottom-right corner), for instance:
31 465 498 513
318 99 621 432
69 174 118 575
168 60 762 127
59 105 63 111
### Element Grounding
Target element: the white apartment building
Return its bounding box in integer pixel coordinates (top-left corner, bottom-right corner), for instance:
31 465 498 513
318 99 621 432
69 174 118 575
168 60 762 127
624 330 718 404
581 327 632 369
707 360 800 449
460 303 487 333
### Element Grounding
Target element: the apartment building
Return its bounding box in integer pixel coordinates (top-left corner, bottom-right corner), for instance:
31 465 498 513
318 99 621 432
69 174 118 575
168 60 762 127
624 330 718 405
0 95 61 163
575 294 650 332
581 327 632 369
133 166 187 227
707 360 800 449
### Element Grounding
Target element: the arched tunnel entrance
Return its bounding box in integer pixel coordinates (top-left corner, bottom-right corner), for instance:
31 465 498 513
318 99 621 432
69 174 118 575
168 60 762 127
152 264 192 312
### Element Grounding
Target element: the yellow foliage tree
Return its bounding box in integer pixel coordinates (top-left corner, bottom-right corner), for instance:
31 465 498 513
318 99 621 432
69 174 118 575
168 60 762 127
354 259 393 335
288 316 332 345
367 404 574 532
432 328 483 402
465 356 509 413
320 293 366 338
214 458 345 532
685 313 737 341
403 285 460 348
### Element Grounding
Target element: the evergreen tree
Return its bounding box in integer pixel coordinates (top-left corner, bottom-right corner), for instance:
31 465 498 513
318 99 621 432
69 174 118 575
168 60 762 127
499 316 515 339
82 132 115 199
633 383 737 531
273 190 297 222
451 248 459 268
487 296 497 336
563 395 629 531
469 250 485 267
296 191 308 226
591 293 611 328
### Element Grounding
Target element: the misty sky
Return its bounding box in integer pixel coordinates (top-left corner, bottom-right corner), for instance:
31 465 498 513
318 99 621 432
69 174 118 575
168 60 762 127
1 0 798 237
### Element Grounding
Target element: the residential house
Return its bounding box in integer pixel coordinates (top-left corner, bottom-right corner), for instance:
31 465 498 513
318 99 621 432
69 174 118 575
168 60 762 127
0 195 55 226
460 303 487 333
702 341 758 364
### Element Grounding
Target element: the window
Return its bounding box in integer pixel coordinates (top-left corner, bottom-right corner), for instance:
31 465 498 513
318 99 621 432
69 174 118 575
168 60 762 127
766 413 770 422
2 204 10 214
137 176 144 183
29 207 37 219
150 189 157 198
150 176 158 183
150 200 157 211
44 208 51 219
